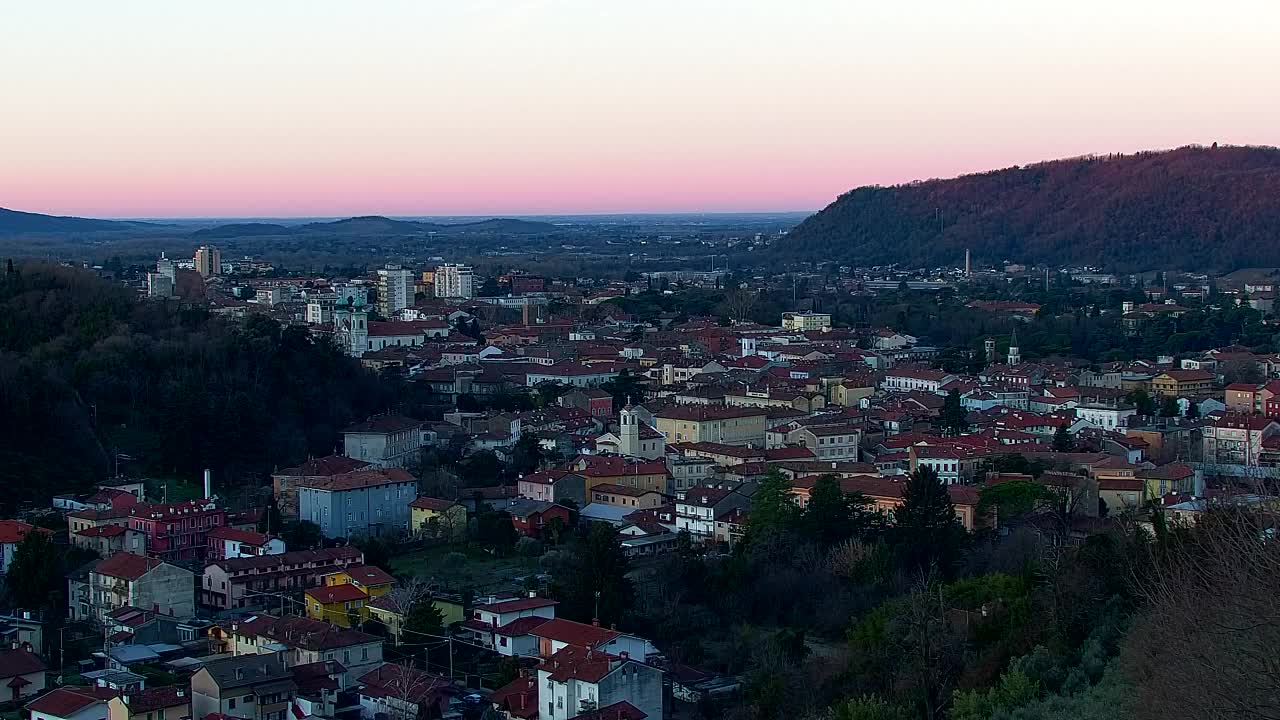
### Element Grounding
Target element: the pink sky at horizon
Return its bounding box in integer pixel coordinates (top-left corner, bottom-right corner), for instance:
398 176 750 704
3 1 1278 219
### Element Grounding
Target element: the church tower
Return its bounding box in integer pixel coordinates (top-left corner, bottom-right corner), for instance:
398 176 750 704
984 337 996 365
334 292 369 357
618 405 640 458
1007 327 1021 366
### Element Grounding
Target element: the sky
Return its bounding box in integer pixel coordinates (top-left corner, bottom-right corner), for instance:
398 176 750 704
2 0 1278 218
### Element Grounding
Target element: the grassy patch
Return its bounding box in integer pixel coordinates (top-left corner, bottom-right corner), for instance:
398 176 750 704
391 544 540 594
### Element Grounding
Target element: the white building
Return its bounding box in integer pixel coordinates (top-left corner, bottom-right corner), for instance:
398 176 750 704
434 264 475 299
194 245 221 277
1074 404 1137 431
377 265 414 317
781 312 832 332
536 646 663 720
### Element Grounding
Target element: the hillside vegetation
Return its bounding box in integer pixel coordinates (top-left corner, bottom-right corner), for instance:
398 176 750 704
780 145 1280 271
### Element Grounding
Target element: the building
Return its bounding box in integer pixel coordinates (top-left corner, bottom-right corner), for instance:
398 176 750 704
1074 403 1137 431
675 486 750 543
594 406 665 460
434 264 475 299
201 547 363 610
517 469 587 506
194 245 221 277
559 389 615 419
781 311 832 332
408 497 468 539
127 500 226 563
27 686 119 720
72 553 195 624
499 499 573 538
320 565 395 599
332 292 370 357
223 615 383 683
881 368 957 394
304 584 368 628
789 425 860 461
460 595 559 652
654 405 768 446
342 415 428 468
535 644 662 720
0 520 49 574
571 456 671 494
1201 414 1280 467
1151 369 1215 398
205 527 285 561
190 653 295 720
105 687 189 720
588 484 667 510
146 272 174 299
356 663 458 720
0 648 46 702
297 468 417 539
376 264 414 318
272 455 372 517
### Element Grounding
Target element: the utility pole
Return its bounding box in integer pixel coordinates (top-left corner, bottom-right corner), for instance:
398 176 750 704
448 635 453 681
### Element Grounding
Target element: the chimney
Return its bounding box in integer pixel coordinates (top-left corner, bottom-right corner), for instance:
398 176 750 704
204 469 212 500
177 690 185 698
591 618 599 627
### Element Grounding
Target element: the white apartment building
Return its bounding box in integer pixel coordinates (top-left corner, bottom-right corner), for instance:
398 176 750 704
434 264 475 299
376 265 414 317
781 311 832 332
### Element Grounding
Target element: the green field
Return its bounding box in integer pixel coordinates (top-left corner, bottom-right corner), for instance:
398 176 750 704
391 544 543 594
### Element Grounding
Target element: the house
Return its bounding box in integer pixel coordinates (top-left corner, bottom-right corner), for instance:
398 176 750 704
126 501 227 563
1202 414 1280 467
571 455 670 495
221 615 383 682
305 584 369 628
342 415 429 468
408 497 468 539
205 527 285 561
782 311 831 332
675 486 750 543
1138 463 1199 500
594 408 666 460
288 660 347 720
530 618 657 660
320 565 395 599
1150 369 1214 398
489 675 538 720
881 368 956 394
560 389 615 418
104 688 189 720
588 484 667 510
0 649 46 702
297 468 417 539
190 653 295 720
499 499 573 538
0 521 50 574
71 553 195 624
536 645 662 720
789 425 860 461
654 405 768 447
67 508 135 553
201 547 363 610
271 455 372 517
27 686 119 720
356 663 460 720
517 469 588 506
460 595 558 652
1224 382 1263 414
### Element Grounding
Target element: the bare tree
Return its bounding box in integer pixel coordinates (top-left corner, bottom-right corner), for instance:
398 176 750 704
891 571 965 720
1123 507 1280 720
364 661 447 720
721 288 759 323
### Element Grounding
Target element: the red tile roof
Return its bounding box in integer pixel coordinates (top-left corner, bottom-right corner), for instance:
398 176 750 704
296 468 415 492
0 521 47 545
120 686 188 713
26 687 118 716
495 616 553 637
476 596 559 614
306 584 368 604
275 455 372 477
332 565 395 587
94 552 164 581
76 524 128 538
531 618 620 649
408 496 459 512
0 649 46 678
342 415 424 434
207 527 271 545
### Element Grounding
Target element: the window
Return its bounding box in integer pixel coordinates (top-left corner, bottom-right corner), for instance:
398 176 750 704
228 700 237 710
243 695 253 703
362 647 368 660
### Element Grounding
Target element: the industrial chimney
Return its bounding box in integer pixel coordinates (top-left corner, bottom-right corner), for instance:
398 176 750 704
204 469 212 499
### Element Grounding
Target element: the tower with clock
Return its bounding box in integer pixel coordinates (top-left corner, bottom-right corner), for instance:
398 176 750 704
333 291 368 357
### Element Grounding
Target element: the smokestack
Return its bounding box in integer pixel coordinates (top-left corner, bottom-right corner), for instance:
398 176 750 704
965 249 971 278
204 469 212 499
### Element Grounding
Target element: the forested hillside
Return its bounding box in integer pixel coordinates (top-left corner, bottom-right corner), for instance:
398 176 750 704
0 262 406 512
780 145 1280 271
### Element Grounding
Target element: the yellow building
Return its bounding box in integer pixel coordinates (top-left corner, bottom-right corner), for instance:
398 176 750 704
366 594 466 644
782 311 832 332
305 583 369 627
409 497 468 539
321 565 396 599
654 405 768 446
1151 369 1214 398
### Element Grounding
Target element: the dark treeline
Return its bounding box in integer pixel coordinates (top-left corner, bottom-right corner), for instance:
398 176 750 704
0 262 415 512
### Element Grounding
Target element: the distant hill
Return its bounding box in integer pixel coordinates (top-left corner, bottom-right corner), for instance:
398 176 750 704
779 145 1280 272
192 223 291 238
296 215 437 235
0 208 159 234
444 218 557 234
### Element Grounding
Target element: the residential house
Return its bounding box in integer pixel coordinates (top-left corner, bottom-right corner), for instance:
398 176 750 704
0 649 46 702
588 484 667 510
517 469 587 506
271 455 372 516
408 497 468 539
206 527 285 561
499 499 573 539
460 596 558 652
105 687 189 720
571 455 671 495
675 486 750 543
366 594 466 646
559 389 615 418
1201 414 1280 467
127 501 227 563
201 547 363 610
1138 464 1199 500
71 553 194 624
190 653 295 720
356 663 460 720
789 424 860 461
27 686 119 720
1151 369 1214 398
304 584 369 628
0 521 50 574
536 645 662 720
654 405 768 447
222 615 383 683
297 468 417 539
881 368 956 394
342 415 428 468
320 565 395 599
530 618 657 660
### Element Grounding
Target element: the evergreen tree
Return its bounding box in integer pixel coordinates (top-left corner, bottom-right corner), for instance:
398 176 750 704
746 469 800 539
554 522 633 626
1185 400 1200 419
1158 395 1181 417
1052 424 1073 452
403 596 445 639
938 389 968 437
894 466 966 573
6 531 60 610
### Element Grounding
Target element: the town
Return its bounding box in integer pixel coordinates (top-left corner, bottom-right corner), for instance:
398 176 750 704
0 241 1277 720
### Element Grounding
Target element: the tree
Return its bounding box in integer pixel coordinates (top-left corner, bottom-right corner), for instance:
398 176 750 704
979 480 1053 527
891 574 965 720
1158 395 1181 417
282 520 323 550
1127 389 1156 417
1185 400 1201 419
258 494 285 535
455 393 482 413
600 369 647 411
745 469 799 539
803 475 876 545
720 288 758 323
553 522 632 626
894 466 966 573
937 389 968 437
6 531 61 609
1052 424 1073 452
403 596 445 640
509 434 544 476
356 536 393 569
